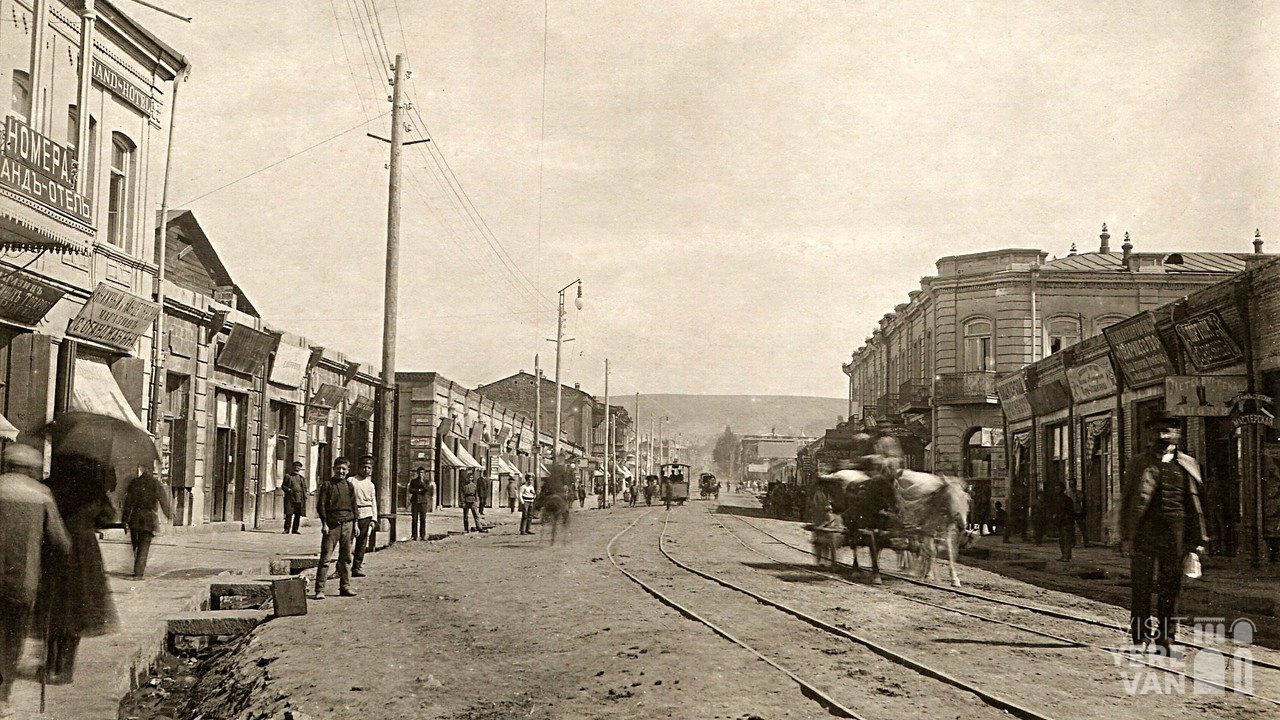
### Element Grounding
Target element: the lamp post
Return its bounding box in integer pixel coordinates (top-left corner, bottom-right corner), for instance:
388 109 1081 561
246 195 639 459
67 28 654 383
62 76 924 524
553 279 583 463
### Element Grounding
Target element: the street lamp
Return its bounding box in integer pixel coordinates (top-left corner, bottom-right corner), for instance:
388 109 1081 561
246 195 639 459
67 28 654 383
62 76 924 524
553 279 583 463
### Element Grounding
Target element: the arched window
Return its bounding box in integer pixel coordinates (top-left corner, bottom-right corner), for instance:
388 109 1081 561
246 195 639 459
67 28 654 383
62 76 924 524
1046 315 1082 355
108 132 136 248
963 317 994 372
11 70 30 122
1094 314 1128 337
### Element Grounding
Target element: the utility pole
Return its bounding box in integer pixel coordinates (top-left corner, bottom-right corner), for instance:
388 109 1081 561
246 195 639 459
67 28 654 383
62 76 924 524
552 280 582 463
634 392 640 482
604 358 610 507
533 355 541 488
375 54 407 531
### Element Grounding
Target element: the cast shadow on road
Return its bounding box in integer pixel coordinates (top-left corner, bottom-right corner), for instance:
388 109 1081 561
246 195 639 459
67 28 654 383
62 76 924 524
714 505 768 519
741 561 836 584
932 638 1079 649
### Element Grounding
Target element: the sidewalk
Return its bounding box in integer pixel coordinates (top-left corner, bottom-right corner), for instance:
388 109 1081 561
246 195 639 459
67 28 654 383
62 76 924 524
6 505 524 720
961 534 1280 622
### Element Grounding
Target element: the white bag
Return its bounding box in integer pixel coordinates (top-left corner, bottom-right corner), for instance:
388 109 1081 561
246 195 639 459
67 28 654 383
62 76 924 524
1183 551 1202 580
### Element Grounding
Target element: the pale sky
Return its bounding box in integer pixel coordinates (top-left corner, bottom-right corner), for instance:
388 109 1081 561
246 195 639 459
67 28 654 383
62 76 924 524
142 1 1279 398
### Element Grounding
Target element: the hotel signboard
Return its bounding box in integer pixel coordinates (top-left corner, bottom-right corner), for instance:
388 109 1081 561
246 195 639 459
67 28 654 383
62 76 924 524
2 116 93 225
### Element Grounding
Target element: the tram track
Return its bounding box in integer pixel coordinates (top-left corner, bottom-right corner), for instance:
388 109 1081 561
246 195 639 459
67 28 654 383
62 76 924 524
725 510 1280 674
608 507 1062 720
709 513 1280 706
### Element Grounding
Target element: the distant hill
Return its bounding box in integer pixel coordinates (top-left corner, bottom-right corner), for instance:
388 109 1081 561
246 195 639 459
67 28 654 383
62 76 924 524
628 394 847 466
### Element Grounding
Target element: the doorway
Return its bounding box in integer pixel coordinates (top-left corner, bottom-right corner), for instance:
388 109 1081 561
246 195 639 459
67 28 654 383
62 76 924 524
211 390 245 522
1082 417 1111 544
1202 417 1240 556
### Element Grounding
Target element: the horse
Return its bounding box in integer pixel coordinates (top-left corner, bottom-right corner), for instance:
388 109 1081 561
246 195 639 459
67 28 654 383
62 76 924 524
536 491 571 545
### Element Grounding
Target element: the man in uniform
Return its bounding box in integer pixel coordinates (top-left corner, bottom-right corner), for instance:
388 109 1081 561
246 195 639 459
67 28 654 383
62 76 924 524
1120 411 1208 654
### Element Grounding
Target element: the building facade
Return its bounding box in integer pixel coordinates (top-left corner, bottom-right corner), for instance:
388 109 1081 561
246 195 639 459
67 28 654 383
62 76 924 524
843 227 1263 528
1003 253 1280 564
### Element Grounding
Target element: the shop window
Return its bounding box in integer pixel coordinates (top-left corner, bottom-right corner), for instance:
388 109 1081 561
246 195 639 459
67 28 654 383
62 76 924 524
67 106 96 196
11 70 29 122
1046 316 1081 355
1045 422 1069 491
963 318 994 372
108 132 136 249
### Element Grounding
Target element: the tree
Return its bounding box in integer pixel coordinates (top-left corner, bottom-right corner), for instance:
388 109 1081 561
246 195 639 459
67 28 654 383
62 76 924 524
712 426 738 476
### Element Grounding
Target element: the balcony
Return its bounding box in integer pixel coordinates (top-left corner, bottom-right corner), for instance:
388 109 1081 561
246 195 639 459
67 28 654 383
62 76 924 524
875 393 901 419
897 380 931 413
934 371 999 405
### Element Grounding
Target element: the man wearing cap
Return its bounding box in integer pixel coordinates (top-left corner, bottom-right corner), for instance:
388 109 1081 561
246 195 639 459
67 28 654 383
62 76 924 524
350 454 378 578
407 466 430 540
0 444 70 709
1120 410 1209 654
281 460 308 535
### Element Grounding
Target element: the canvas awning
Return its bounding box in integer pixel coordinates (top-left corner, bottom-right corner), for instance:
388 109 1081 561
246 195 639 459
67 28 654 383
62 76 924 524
496 457 521 476
70 358 146 430
438 444 467 469
455 444 484 470
0 412 17 441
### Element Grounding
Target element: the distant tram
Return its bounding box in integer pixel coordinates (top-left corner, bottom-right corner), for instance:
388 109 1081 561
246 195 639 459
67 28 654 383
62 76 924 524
660 462 691 504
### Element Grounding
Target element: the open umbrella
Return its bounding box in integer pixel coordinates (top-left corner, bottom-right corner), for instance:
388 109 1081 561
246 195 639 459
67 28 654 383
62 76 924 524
46 411 159 491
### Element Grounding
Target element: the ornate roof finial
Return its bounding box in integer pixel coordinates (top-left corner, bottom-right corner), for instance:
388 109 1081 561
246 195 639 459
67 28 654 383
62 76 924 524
1099 223 1111 253
1069 242 1077 255
1122 231 1133 263
1254 229 1264 255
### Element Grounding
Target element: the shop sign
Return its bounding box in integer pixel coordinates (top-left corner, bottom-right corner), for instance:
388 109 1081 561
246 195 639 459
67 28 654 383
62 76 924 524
2 116 92 224
996 371 1033 421
304 404 331 425
409 437 432 448
747 463 769 473
1230 392 1275 428
268 341 311 388
1027 379 1071 415
66 283 159 351
1066 359 1116 402
215 324 277 375
91 59 156 118
348 395 375 420
308 383 346 409
0 269 62 325
1175 311 1244 372
166 321 197 358
1165 376 1247 417
1102 312 1174 388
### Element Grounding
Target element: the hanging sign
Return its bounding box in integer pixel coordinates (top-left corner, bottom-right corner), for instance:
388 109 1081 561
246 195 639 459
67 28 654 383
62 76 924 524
1174 311 1244 372
1103 312 1174 388
268 341 311 388
0 268 63 325
1164 375 1247 417
1066 358 1116 402
1230 392 1275 428
2 115 93 224
66 282 159 351
996 371 1033 421
216 324 277 375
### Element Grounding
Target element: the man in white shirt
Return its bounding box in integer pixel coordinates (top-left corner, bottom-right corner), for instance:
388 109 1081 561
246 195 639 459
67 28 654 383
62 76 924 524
350 454 378 577
518 476 537 535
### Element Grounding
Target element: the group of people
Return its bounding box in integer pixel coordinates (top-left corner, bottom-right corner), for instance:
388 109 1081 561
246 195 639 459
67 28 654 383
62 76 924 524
311 455 381 599
1 444 173 713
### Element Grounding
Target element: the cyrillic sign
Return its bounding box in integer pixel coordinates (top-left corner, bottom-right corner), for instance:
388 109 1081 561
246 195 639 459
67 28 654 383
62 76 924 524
2 116 92 224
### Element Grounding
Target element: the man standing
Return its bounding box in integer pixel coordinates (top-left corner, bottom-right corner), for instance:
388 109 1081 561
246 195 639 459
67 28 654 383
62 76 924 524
0 444 70 711
314 457 358 599
281 460 307 534
505 476 519 513
1053 482 1077 562
350 454 378 578
461 472 484 532
120 470 173 579
518 475 537 535
408 466 430 541
1121 411 1209 654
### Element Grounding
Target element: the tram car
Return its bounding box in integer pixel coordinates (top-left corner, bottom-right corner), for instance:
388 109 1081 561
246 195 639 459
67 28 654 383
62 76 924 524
660 462 691 504
698 472 720 500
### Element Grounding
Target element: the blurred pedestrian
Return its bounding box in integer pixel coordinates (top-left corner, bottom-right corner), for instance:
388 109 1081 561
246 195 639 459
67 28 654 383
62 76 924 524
1053 482 1076 561
281 460 307 534
576 481 586 508
990 501 1006 537
36 454 118 684
0 444 70 711
461 473 483 532
407 466 430 540
314 457 357 599
120 470 172 579
1121 411 1208 654
505 476 518 513
644 477 654 506
476 472 488 516
350 454 377 578
518 476 536 535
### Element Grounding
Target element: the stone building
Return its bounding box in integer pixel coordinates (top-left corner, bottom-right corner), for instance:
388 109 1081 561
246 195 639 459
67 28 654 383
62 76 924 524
843 226 1262 526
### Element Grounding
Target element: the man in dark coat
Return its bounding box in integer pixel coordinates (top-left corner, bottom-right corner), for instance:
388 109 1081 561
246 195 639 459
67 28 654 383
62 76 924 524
120 470 173 579
314 457 358 599
281 461 307 534
1120 411 1209 654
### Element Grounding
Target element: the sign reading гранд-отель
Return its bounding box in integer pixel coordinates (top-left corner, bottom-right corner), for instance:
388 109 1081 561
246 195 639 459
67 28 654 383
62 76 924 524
2 116 92 224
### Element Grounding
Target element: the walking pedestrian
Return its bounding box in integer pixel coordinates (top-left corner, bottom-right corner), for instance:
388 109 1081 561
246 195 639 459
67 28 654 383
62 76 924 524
120 470 173 579
576 481 586 508
476 472 488 516
644 476 654 506
350 454 378 578
1120 411 1208 654
407 466 430 540
1052 482 1076 561
0 444 70 712
505 476 518 513
518 476 536 535
461 473 484 532
281 460 307 534
663 477 673 510
314 457 358 599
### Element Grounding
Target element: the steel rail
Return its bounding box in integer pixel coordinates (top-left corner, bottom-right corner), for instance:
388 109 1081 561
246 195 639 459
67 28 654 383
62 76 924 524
605 508 864 719
728 512 1280 674
712 515 1280 706
656 516 1060 720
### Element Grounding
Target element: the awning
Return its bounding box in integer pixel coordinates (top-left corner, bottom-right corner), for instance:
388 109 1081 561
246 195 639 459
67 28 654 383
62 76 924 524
455 444 484 470
0 412 17 441
70 358 146 430
538 462 550 477
496 457 522 476
615 465 633 479
438 444 467 469
0 199 93 254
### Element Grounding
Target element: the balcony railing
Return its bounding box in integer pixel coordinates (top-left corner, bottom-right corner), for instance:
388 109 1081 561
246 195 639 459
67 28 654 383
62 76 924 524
897 379 931 412
875 393 901 419
934 371 999 405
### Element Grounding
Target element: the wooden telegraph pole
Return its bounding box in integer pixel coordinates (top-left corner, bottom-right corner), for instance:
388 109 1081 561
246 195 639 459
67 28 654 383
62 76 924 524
376 54 406 532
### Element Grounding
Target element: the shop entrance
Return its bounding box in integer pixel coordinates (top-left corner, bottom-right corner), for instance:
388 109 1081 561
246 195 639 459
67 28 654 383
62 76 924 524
1009 432 1032 540
1082 417 1111 544
211 390 246 522
1202 417 1241 556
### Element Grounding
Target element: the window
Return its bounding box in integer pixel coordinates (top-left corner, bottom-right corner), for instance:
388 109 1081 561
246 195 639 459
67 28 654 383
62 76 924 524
1094 314 1127 337
963 318 994 372
1044 422 1070 493
108 132 136 248
67 106 97 196
10 70 30 122
1046 316 1082 355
